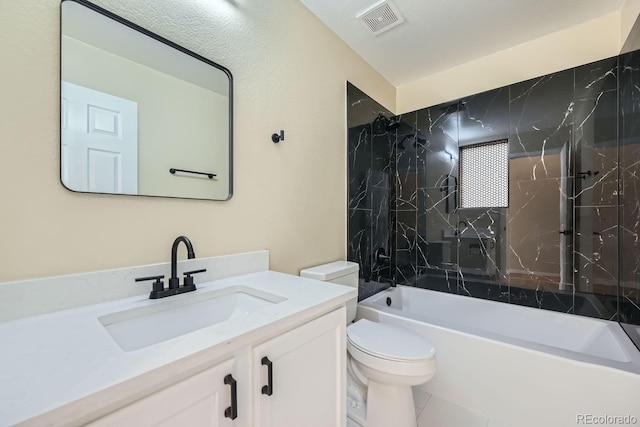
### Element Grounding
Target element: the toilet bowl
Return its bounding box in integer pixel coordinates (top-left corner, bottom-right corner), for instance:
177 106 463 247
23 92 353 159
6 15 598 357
347 319 436 427
300 261 437 427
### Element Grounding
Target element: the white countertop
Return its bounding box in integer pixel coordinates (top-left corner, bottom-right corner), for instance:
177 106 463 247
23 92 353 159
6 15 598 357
0 270 356 426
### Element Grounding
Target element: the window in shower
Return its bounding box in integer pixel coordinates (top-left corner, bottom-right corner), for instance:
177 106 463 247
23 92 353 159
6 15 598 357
459 139 509 208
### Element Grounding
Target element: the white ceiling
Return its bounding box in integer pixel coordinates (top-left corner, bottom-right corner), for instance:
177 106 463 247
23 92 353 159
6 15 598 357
299 0 626 86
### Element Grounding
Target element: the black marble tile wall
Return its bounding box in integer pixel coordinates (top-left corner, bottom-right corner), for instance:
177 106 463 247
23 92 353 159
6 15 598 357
507 70 576 311
459 87 510 147
509 70 574 179
417 103 459 189
347 124 371 211
347 51 640 327
456 88 511 300
347 83 395 300
574 206 618 297
619 51 640 325
348 208 371 282
573 59 618 210
394 112 418 284
415 103 459 294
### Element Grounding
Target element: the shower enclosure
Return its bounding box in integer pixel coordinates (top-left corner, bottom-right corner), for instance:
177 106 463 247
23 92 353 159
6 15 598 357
347 49 640 343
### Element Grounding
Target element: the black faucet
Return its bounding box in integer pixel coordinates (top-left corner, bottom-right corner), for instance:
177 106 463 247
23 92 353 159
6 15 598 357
378 277 397 289
169 236 196 290
135 235 206 299
374 247 391 265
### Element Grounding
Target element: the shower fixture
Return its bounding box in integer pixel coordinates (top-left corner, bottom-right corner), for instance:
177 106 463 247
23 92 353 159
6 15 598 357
577 170 600 179
375 247 391 265
372 114 400 134
386 118 400 131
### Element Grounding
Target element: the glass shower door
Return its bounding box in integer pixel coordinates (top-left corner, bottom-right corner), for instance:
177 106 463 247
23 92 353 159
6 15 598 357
571 59 619 319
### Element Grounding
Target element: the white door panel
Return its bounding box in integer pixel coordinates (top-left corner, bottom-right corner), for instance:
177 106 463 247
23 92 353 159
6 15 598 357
61 81 138 194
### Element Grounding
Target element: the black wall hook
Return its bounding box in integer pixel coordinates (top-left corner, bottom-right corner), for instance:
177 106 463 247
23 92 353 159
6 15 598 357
272 130 285 143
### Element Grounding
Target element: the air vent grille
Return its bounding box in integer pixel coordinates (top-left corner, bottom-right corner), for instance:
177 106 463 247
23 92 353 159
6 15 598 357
357 1 405 35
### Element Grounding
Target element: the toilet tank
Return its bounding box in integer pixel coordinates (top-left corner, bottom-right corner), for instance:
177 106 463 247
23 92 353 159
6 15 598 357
300 261 359 323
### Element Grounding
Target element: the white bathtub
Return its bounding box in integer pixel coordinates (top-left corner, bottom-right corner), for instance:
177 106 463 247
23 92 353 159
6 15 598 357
357 286 640 427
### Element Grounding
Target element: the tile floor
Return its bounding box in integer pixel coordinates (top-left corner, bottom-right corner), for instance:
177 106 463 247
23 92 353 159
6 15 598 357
413 388 508 427
347 388 510 427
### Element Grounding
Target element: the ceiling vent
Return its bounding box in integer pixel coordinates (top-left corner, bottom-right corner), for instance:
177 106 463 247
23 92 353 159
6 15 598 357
357 0 405 36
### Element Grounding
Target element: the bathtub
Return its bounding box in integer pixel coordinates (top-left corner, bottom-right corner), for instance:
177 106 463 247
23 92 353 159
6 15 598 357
357 286 640 427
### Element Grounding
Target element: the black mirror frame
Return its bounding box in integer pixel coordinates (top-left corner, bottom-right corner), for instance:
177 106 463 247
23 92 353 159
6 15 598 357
59 0 233 201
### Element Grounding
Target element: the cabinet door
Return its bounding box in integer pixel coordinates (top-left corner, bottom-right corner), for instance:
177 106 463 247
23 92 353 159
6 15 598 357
88 358 237 427
253 308 346 427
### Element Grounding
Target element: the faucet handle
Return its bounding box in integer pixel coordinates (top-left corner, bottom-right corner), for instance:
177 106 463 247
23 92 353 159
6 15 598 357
135 275 165 297
374 248 391 265
182 268 207 290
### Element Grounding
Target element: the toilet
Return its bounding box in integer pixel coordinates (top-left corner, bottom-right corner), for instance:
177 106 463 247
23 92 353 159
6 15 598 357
300 261 436 427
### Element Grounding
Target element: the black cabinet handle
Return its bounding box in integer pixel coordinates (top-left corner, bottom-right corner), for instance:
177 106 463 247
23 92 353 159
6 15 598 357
224 374 237 420
261 357 273 396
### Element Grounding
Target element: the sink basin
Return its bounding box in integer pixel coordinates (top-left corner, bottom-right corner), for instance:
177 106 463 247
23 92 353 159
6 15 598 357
99 285 286 351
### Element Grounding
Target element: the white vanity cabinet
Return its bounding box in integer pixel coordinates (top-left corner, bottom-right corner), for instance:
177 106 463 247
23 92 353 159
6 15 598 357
87 358 237 427
252 307 346 427
83 308 346 427
0 257 357 426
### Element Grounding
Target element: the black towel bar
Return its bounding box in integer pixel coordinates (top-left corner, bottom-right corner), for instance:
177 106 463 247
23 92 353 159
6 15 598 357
169 168 216 179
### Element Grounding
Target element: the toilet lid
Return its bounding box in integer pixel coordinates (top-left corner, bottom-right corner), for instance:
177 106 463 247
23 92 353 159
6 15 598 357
347 319 436 361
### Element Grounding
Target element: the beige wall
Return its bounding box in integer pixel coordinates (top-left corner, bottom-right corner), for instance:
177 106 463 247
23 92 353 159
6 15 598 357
0 0 395 281
622 0 640 43
3 0 638 283
396 12 622 113
62 36 230 199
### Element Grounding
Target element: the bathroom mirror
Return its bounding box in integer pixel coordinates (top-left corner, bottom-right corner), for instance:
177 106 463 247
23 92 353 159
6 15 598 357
60 0 233 200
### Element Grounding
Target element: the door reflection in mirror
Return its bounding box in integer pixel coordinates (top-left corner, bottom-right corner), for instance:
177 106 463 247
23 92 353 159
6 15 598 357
60 0 233 200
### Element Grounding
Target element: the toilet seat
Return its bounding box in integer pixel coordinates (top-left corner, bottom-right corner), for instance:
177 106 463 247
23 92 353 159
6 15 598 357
346 319 436 378
347 319 436 361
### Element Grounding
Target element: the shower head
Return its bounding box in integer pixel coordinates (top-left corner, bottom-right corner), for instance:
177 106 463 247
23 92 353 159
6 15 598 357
372 114 400 134
386 118 400 131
